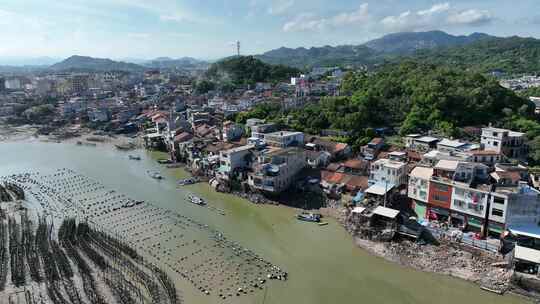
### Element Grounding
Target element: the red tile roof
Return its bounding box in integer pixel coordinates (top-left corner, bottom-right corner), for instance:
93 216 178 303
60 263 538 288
469 149 501 156
342 159 367 170
174 132 193 143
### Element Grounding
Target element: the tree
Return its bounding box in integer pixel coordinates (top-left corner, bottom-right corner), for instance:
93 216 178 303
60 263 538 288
194 80 216 94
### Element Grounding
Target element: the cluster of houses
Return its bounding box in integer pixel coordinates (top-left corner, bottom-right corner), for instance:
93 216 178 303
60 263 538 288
144 112 540 273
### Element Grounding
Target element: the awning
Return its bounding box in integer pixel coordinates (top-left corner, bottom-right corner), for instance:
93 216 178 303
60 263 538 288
372 206 400 219
352 207 366 214
515 245 540 264
430 207 449 216
467 217 483 228
365 182 395 196
509 225 540 239
488 225 504 234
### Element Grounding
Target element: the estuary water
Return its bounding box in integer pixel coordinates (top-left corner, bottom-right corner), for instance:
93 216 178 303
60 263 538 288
0 141 529 304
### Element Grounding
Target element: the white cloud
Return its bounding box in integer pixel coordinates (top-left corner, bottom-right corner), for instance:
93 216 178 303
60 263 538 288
447 9 492 25
418 3 450 16
283 13 325 32
380 3 492 32
380 11 416 31
331 3 370 26
283 3 371 32
268 0 295 15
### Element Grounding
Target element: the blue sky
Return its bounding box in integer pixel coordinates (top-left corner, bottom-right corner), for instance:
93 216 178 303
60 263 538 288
0 0 539 60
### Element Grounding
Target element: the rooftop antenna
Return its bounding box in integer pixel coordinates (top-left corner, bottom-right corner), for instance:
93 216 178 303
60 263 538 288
237 41 241 56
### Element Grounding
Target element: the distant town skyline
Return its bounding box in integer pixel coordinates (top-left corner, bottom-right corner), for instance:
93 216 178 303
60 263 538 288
0 0 539 62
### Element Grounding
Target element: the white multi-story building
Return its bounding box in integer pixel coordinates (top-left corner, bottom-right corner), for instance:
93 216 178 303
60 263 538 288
451 184 490 223
369 158 408 188
248 148 306 194
481 127 527 159
264 131 304 148
408 167 433 203
489 183 540 232
217 145 254 181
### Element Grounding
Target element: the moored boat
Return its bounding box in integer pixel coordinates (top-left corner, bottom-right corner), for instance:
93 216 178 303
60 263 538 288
147 170 163 180
296 212 321 223
187 194 206 206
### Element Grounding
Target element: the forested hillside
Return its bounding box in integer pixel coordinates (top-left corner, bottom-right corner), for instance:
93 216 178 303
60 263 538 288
237 62 533 151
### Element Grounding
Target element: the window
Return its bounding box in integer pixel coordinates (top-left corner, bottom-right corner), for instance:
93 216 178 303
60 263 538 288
493 132 498 137
467 203 484 212
433 194 448 202
493 197 505 205
492 208 504 217
493 141 499 147
455 188 465 196
434 184 449 192
454 199 465 207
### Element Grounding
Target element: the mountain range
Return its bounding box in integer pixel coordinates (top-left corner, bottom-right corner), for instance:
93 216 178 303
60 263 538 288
256 30 495 68
1 30 539 74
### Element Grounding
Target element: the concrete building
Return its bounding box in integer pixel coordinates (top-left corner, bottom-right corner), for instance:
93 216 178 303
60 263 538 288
248 148 306 194
5 78 21 90
361 138 384 161
489 183 540 235
264 131 304 148
368 158 408 188
481 127 527 159
467 150 503 166
436 139 474 153
69 74 89 94
405 135 439 152
217 145 254 181
408 167 433 204
222 121 244 142
251 123 278 139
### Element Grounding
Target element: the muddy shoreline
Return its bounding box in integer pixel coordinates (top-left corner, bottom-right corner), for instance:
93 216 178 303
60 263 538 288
320 205 540 302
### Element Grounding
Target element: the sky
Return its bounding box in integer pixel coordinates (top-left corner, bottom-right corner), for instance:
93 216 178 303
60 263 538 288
0 0 539 61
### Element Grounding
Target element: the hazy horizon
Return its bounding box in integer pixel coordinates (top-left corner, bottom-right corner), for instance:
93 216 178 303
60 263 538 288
0 0 539 62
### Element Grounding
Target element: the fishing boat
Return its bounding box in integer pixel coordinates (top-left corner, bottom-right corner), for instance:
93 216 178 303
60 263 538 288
296 212 321 223
187 195 206 206
128 155 141 161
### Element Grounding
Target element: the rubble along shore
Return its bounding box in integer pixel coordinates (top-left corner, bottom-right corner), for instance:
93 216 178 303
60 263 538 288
319 206 539 301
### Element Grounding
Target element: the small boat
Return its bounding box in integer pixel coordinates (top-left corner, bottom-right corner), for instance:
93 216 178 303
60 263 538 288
318 222 329 226
115 143 136 150
296 212 321 223
147 171 163 180
178 177 200 186
128 155 141 161
187 195 206 206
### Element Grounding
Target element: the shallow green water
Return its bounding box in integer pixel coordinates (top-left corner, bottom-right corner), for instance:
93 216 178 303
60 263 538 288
0 141 530 304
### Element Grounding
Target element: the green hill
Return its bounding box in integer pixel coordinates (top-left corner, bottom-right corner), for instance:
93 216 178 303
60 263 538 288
206 56 300 86
412 36 540 74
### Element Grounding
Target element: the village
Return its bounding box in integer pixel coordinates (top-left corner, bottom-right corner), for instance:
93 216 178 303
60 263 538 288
136 102 540 296
3 54 540 300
